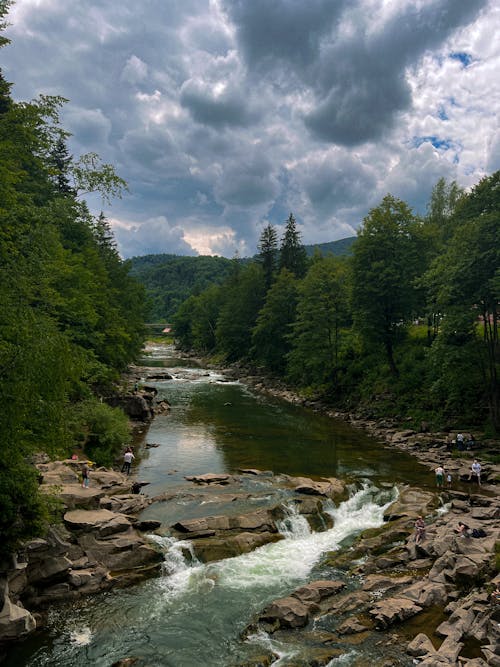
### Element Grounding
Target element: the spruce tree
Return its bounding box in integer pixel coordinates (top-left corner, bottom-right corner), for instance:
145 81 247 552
279 213 308 278
257 223 278 289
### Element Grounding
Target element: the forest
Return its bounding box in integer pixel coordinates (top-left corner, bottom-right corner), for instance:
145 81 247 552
129 238 356 321
0 1 146 556
1 0 498 560
173 182 500 439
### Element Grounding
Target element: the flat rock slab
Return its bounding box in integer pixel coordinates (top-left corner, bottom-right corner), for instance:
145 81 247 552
185 473 234 485
64 509 132 535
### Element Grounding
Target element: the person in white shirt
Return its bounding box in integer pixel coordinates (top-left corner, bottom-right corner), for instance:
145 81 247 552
121 447 135 475
471 459 481 486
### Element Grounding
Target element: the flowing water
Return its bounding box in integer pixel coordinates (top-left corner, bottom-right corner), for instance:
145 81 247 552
5 345 434 667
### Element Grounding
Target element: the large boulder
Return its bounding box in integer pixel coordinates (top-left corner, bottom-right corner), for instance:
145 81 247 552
259 595 311 630
189 531 282 562
0 593 36 643
64 509 132 536
369 596 422 629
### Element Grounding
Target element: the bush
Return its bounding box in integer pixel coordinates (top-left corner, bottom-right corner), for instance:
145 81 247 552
69 399 130 467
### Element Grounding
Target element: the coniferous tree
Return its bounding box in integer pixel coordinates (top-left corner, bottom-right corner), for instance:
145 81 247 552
50 135 74 195
279 213 308 278
257 223 279 289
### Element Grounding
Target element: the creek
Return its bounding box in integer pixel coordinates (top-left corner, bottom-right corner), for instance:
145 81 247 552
6 345 434 667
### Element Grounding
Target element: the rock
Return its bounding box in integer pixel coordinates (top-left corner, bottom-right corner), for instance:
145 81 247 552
99 494 151 515
64 509 132 535
369 597 422 629
107 394 154 421
362 575 414 594
26 556 72 586
0 595 36 642
286 475 345 499
406 633 437 657
135 520 162 532
76 533 163 572
337 617 370 635
184 473 234 485
189 532 282 562
260 595 310 630
292 580 345 604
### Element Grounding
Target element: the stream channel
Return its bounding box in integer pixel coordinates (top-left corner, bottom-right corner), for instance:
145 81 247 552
7 344 435 667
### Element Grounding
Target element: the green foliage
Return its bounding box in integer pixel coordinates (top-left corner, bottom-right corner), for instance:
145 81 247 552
130 253 234 320
68 399 131 467
279 213 309 278
251 268 298 372
216 263 266 361
287 256 351 392
72 152 128 204
0 16 147 555
0 454 49 557
351 195 423 376
257 223 279 289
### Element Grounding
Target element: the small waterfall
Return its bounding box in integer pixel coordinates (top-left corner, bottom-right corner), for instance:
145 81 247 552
276 502 312 539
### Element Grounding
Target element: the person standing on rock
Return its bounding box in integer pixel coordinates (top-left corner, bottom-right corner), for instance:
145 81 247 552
435 465 445 488
81 463 89 488
471 459 481 486
121 447 135 475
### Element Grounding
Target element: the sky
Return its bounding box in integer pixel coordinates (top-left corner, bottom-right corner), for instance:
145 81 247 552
2 0 499 258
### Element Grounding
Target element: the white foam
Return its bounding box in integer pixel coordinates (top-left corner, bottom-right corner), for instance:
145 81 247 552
154 484 397 598
69 627 92 646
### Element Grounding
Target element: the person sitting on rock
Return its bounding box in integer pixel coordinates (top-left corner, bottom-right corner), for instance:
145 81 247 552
415 516 426 544
456 521 472 538
490 585 500 606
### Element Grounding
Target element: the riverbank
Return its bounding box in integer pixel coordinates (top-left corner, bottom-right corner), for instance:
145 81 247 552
215 363 500 665
0 458 166 648
2 348 499 665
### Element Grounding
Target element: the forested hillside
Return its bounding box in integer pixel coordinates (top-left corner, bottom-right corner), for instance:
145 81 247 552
129 238 355 321
129 254 234 320
173 187 500 435
0 2 146 556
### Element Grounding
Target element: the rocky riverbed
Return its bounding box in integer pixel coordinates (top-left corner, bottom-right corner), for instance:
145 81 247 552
2 362 499 666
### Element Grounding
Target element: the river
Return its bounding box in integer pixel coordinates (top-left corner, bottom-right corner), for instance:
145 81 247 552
5 345 433 667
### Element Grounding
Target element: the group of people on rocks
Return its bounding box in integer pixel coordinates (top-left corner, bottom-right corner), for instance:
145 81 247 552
434 459 482 488
447 432 477 451
415 517 488 545
77 446 136 488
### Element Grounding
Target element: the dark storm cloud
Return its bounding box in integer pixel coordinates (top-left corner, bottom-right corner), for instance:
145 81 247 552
224 0 488 145
180 78 259 128
3 0 496 257
220 0 348 71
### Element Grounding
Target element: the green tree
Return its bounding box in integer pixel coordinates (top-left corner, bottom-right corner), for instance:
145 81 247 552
216 263 265 361
351 195 422 377
287 256 350 391
279 213 308 278
257 223 279 289
251 268 298 373
425 172 500 430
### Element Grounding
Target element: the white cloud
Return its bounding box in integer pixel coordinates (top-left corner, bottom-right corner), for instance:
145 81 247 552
2 0 498 257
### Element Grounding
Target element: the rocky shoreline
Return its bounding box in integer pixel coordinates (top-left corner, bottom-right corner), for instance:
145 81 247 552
2 359 499 666
219 366 500 665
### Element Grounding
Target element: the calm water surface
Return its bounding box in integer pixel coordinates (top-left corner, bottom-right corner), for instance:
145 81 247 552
6 345 433 667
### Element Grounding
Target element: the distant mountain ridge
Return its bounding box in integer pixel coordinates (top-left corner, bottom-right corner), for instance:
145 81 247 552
304 236 355 257
129 236 356 320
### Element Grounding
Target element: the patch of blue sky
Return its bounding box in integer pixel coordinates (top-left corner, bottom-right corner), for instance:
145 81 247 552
437 105 449 121
412 136 454 150
449 52 473 67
